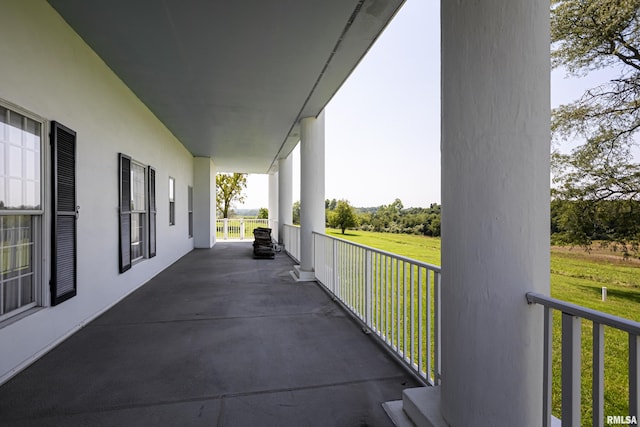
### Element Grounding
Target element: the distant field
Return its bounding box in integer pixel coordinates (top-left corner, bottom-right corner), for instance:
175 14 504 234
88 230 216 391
326 228 640 424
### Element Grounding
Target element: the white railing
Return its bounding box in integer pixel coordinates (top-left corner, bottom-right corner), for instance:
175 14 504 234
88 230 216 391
215 218 269 240
283 224 300 262
313 232 442 385
527 292 640 427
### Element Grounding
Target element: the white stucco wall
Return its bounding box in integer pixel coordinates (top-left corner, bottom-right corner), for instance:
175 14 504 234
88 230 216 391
0 0 196 383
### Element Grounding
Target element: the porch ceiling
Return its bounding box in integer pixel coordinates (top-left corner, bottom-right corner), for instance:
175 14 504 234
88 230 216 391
46 0 404 173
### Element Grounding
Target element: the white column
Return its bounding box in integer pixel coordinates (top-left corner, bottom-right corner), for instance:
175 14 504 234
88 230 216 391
193 157 216 248
278 155 293 244
439 1 549 426
295 111 325 280
268 171 279 240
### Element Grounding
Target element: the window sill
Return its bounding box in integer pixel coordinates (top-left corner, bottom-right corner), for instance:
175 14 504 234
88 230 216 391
0 306 45 330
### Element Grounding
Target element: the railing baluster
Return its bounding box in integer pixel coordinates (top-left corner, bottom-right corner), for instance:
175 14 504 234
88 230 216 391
562 312 581 427
356 246 360 312
410 264 415 368
419 267 425 379
347 246 356 308
391 257 395 347
365 250 372 328
333 239 338 296
383 255 389 344
630 333 640 420
357 246 361 314
353 245 358 311
396 258 400 352
434 271 441 385
403 262 408 360
376 252 381 335
543 306 553 427
593 322 604 427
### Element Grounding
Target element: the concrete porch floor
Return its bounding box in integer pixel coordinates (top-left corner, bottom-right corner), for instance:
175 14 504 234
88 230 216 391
0 242 419 426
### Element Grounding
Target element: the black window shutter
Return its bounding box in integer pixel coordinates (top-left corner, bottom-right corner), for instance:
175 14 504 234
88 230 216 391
50 121 77 305
148 166 156 258
119 154 132 272
188 186 193 238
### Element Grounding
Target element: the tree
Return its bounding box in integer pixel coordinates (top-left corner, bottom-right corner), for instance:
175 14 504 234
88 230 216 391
328 200 359 234
292 201 301 225
551 0 640 243
216 173 247 218
257 208 268 219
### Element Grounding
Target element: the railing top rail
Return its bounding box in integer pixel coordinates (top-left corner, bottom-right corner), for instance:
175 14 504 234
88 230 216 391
283 224 299 228
313 231 441 272
526 292 640 335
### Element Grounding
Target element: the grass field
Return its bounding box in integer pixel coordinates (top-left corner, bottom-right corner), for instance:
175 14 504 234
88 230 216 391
326 228 640 425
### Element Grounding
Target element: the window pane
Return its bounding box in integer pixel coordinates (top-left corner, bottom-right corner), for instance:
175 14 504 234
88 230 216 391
8 111 23 145
0 215 34 313
9 145 21 177
25 150 36 180
169 177 175 200
0 140 4 176
131 163 146 211
25 181 38 209
131 213 145 260
20 275 33 305
0 179 4 209
9 178 21 208
0 106 41 211
0 106 7 136
24 118 40 151
0 247 8 281
3 278 19 313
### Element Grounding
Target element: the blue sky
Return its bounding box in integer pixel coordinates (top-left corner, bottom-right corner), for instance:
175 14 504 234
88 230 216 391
238 0 617 210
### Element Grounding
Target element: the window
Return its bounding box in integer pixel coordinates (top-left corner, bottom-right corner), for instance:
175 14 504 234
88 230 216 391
0 104 42 320
169 177 175 226
130 162 146 261
118 154 155 273
188 185 193 238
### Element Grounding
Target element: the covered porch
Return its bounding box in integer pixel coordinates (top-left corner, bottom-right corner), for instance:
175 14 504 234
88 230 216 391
0 242 419 426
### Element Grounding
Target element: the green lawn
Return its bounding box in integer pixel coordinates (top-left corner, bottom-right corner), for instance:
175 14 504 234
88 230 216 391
326 228 640 425
325 229 441 265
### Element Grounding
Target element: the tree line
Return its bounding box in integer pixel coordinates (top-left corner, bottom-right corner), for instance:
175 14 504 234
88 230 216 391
292 198 441 237
551 198 640 252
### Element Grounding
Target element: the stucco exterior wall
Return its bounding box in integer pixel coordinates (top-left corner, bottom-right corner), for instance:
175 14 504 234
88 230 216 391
0 0 195 383
440 0 550 425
